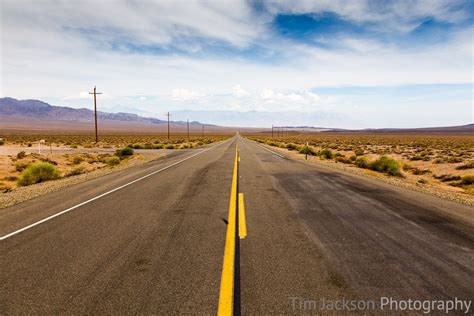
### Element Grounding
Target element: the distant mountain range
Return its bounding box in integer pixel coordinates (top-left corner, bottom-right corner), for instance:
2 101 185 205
0 97 175 125
0 97 472 134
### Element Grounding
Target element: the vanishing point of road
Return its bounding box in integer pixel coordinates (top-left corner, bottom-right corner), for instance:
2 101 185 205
1 135 473 314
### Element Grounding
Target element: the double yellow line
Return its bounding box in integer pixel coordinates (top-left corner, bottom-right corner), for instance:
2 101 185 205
218 144 247 315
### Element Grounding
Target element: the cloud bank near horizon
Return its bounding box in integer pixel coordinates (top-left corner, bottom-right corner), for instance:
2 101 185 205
1 0 472 128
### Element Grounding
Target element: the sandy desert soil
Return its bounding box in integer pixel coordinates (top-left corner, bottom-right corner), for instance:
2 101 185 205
246 133 474 206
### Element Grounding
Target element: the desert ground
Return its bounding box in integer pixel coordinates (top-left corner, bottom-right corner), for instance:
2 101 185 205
0 134 230 207
244 132 474 205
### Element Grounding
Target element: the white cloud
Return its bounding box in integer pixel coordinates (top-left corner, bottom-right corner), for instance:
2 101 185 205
0 0 472 127
170 89 205 101
232 85 250 97
259 89 322 111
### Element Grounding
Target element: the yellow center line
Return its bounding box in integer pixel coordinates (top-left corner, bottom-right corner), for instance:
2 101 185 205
238 193 247 239
218 144 239 315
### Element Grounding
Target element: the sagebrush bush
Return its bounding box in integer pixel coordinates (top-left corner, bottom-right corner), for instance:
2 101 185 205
286 143 298 151
115 147 134 158
15 162 30 172
165 144 174 149
65 166 86 177
462 175 474 185
72 156 83 165
153 144 164 149
319 149 334 159
335 156 352 164
355 156 369 168
17 162 60 186
354 148 364 156
433 174 461 182
456 161 474 170
369 156 402 176
105 156 120 166
299 145 315 155
16 151 26 159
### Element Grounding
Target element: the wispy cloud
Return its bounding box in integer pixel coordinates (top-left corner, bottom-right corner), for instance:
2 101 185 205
1 0 472 127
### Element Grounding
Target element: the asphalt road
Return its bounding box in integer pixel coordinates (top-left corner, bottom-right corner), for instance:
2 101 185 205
1 135 473 314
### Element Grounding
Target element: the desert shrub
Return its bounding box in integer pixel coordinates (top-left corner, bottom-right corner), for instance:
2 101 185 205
433 158 445 164
40 158 57 165
369 156 402 176
70 144 78 149
299 145 315 155
115 147 134 159
0 139 4 145
456 161 474 170
144 143 153 149
16 151 26 159
402 164 413 171
350 155 357 161
0 182 12 193
132 144 143 149
411 168 431 175
72 156 83 165
433 174 461 182
461 175 474 185
165 144 174 149
27 143 32 147
447 157 463 163
355 156 369 168
354 148 364 156
335 156 352 164
153 144 164 149
15 162 30 172
4 175 17 181
65 166 86 177
319 149 334 159
418 179 428 184
286 143 298 151
17 162 60 186
105 156 120 166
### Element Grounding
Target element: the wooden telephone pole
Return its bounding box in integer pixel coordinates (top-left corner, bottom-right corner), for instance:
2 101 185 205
187 119 190 142
271 124 274 138
166 112 170 140
89 86 102 143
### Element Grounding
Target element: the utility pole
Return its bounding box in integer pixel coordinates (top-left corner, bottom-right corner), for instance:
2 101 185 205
89 86 102 143
271 124 274 138
166 112 170 140
187 119 190 142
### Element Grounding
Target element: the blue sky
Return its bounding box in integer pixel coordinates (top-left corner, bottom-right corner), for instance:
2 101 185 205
1 0 473 128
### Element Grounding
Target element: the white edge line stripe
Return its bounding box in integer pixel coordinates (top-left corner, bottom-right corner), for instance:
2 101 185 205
0 140 229 241
258 143 285 158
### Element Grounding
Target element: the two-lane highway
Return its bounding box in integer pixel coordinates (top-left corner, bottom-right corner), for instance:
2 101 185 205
1 135 473 314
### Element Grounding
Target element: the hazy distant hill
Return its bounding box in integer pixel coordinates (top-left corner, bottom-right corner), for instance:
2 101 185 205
0 97 168 124
349 124 474 133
